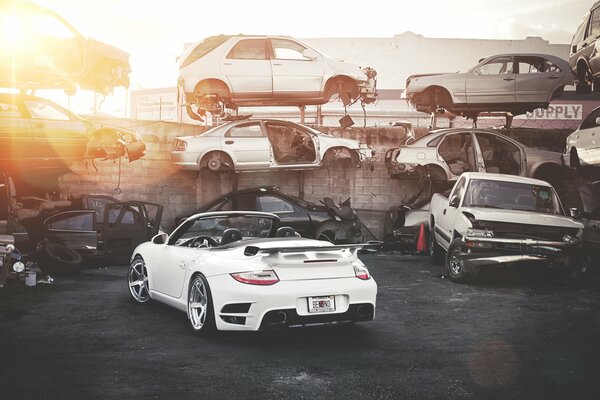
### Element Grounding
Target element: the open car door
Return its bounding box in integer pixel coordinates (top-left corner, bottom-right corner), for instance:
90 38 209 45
102 201 163 265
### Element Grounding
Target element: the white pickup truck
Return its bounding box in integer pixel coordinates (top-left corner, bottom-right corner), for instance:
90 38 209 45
428 172 584 282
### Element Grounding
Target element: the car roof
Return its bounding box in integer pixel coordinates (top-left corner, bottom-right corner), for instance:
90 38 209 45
412 127 519 144
199 186 297 210
0 93 54 102
185 210 280 221
462 172 553 187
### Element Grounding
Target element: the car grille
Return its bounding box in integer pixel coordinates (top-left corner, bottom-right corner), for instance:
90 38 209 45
475 221 578 241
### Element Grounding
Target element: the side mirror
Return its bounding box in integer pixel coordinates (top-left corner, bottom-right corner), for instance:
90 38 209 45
449 195 460 208
302 48 319 60
152 232 168 244
569 208 581 219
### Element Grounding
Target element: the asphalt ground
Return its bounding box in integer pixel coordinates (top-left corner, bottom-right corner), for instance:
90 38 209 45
1 253 599 400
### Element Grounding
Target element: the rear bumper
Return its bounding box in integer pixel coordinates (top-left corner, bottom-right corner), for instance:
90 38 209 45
171 151 201 170
207 274 377 331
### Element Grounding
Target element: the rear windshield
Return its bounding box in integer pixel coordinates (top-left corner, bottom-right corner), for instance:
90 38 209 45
181 35 232 68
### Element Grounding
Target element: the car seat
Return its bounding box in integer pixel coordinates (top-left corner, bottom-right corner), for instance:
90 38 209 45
276 226 300 237
221 228 243 245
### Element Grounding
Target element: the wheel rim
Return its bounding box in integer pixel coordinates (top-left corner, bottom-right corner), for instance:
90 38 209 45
128 259 150 302
188 277 208 330
448 249 462 276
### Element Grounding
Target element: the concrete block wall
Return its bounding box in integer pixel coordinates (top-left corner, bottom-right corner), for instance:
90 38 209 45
58 119 426 238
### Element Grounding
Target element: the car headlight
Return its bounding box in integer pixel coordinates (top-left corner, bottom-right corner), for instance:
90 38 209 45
562 234 579 244
12 261 25 273
466 228 494 238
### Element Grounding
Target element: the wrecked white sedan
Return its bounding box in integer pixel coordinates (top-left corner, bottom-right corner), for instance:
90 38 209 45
171 118 374 172
128 212 377 333
178 35 377 118
564 105 600 168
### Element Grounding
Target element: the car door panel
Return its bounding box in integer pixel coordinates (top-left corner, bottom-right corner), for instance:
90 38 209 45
222 122 270 169
270 38 323 98
221 39 272 98
150 245 198 299
0 107 32 160
44 210 98 251
102 201 150 265
466 74 516 104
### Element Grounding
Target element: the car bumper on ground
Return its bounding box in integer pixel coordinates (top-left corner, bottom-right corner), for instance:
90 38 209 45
207 274 377 331
454 236 580 272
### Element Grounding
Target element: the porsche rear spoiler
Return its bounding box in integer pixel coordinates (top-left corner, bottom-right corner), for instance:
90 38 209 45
243 242 382 257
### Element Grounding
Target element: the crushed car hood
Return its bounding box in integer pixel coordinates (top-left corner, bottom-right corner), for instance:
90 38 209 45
462 207 582 229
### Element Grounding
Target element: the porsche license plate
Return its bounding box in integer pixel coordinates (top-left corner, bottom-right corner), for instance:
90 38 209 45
307 296 335 313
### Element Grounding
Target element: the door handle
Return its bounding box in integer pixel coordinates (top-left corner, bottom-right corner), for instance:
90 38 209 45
443 209 446 215
273 63 283 66
33 123 45 128
223 62 232 65
547 75 559 79
503 77 515 81
225 140 234 145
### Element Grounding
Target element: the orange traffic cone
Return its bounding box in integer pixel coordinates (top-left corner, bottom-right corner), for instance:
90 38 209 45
416 223 428 254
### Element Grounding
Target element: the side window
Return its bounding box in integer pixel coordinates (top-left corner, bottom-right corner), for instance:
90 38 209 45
580 107 600 130
211 194 257 212
226 123 263 138
226 39 267 60
574 15 590 43
591 8 600 38
517 57 561 74
0 101 22 118
107 205 140 225
258 196 295 214
476 57 514 75
48 213 94 231
271 39 309 60
24 100 71 121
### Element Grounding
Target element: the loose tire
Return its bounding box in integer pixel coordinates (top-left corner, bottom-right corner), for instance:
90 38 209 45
38 243 83 275
428 224 444 266
446 238 469 283
187 274 216 334
128 257 150 303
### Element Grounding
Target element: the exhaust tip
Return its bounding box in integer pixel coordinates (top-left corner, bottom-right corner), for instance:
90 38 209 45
356 304 372 318
273 311 287 324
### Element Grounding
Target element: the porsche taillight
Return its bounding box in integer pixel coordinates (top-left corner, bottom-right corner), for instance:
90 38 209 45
354 265 371 280
231 270 279 285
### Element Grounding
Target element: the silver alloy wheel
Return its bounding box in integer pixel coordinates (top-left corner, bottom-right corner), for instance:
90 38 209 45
448 250 462 276
188 276 208 330
128 258 150 302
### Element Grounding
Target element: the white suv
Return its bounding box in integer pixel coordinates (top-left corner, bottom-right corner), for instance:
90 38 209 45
178 35 377 118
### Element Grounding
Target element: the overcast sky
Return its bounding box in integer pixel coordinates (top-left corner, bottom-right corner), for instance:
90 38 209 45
33 0 590 89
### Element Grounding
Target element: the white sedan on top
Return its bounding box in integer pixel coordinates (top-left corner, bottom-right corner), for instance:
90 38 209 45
177 35 377 118
171 118 375 172
405 53 573 117
564 105 600 168
127 212 377 333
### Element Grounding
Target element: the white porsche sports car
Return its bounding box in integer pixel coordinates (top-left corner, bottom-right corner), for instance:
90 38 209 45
127 211 377 333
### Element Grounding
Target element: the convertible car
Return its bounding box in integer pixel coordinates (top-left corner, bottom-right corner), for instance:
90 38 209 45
128 211 377 333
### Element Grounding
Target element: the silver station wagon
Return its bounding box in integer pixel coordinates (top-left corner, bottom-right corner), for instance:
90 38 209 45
171 119 375 172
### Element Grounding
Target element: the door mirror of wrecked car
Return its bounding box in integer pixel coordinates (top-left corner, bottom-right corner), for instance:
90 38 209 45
569 208 581 219
449 195 460 208
152 232 168 244
302 48 319 60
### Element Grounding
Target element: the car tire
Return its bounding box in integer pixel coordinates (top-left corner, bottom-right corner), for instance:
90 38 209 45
570 148 581 170
576 65 593 94
446 238 470 283
202 151 233 172
38 243 83 275
428 223 444 266
187 274 216 335
128 256 151 303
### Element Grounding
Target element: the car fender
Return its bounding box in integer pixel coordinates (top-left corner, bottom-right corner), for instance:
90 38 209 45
181 73 233 95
